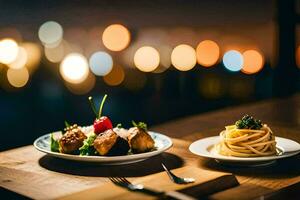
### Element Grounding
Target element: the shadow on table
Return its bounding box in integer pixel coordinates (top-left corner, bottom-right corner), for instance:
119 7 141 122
199 154 300 179
38 152 184 177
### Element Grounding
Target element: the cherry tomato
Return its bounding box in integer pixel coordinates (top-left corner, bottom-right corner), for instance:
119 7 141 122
93 116 113 134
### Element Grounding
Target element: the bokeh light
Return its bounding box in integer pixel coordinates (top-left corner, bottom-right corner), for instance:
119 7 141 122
242 50 264 74
0 38 19 64
222 50 243 72
134 46 160 72
8 47 28 69
89 51 113 76
102 24 130 51
60 53 89 84
196 40 220 67
65 71 96 95
171 44 196 71
7 67 29 88
103 65 125 86
38 21 63 46
44 41 65 63
21 42 41 73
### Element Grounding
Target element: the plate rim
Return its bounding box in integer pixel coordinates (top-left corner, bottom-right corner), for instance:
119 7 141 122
189 136 300 162
34 131 173 162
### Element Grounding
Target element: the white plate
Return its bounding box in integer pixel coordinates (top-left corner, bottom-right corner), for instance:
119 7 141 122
34 131 172 165
189 136 300 166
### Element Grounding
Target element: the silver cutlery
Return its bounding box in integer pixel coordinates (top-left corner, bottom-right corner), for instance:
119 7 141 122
162 163 195 184
109 177 197 200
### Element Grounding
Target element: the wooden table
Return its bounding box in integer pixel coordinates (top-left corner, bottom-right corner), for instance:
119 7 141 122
1 94 300 199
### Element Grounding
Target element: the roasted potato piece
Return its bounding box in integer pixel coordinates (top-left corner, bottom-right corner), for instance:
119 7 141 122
59 124 87 154
93 129 129 156
127 127 155 153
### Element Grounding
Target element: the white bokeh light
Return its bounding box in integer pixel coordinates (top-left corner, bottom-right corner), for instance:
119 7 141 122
223 50 243 72
171 44 196 71
38 21 63 46
89 51 113 76
8 46 28 69
60 53 89 84
134 46 160 72
0 39 19 64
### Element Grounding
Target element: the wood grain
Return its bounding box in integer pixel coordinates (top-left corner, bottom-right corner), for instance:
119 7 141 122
1 94 300 199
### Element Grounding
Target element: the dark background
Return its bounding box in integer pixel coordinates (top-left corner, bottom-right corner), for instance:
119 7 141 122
0 0 299 151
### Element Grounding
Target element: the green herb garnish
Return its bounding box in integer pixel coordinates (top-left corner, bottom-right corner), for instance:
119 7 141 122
116 123 122 128
235 114 262 130
79 133 97 156
64 120 71 128
132 121 147 131
50 133 60 152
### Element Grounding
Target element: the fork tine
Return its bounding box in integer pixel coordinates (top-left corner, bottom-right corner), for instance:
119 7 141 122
120 177 131 184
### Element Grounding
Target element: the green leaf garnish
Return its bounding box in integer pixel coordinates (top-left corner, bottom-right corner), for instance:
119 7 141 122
132 121 147 131
50 133 60 152
64 120 71 128
79 133 97 156
116 123 122 128
235 114 262 130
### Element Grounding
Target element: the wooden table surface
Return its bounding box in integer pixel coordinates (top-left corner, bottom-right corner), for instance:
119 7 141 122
1 94 300 199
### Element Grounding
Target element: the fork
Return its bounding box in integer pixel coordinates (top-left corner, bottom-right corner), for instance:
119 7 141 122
162 163 195 184
109 177 197 200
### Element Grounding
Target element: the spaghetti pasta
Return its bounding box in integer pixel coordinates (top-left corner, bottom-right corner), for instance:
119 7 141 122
216 119 277 157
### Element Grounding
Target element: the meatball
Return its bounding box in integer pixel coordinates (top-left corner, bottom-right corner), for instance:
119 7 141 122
93 129 129 156
59 124 87 154
127 127 155 153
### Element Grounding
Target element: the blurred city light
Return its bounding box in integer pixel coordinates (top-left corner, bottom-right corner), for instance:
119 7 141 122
8 46 28 69
222 50 243 72
196 40 220 67
44 41 65 63
7 67 29 88
242 50 264 74
102 24 130 51
21 42 41 73
65 71 96 95
60 53 89 84
171 44 196 71
38 21 63 47
134 46 160 72
0 38 19 64
89 51 113 76
103 65 125 86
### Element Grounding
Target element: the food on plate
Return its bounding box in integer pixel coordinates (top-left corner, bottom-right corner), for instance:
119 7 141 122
93 129 130 156
88 94 113 135
128 121 155 153
59 124 87 154
216 115 276 157
49 94 156 157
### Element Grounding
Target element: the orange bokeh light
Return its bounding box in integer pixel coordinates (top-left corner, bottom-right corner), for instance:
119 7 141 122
103 65 125 86
102 24 130 51
242 50 264 74
196 40 220 67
